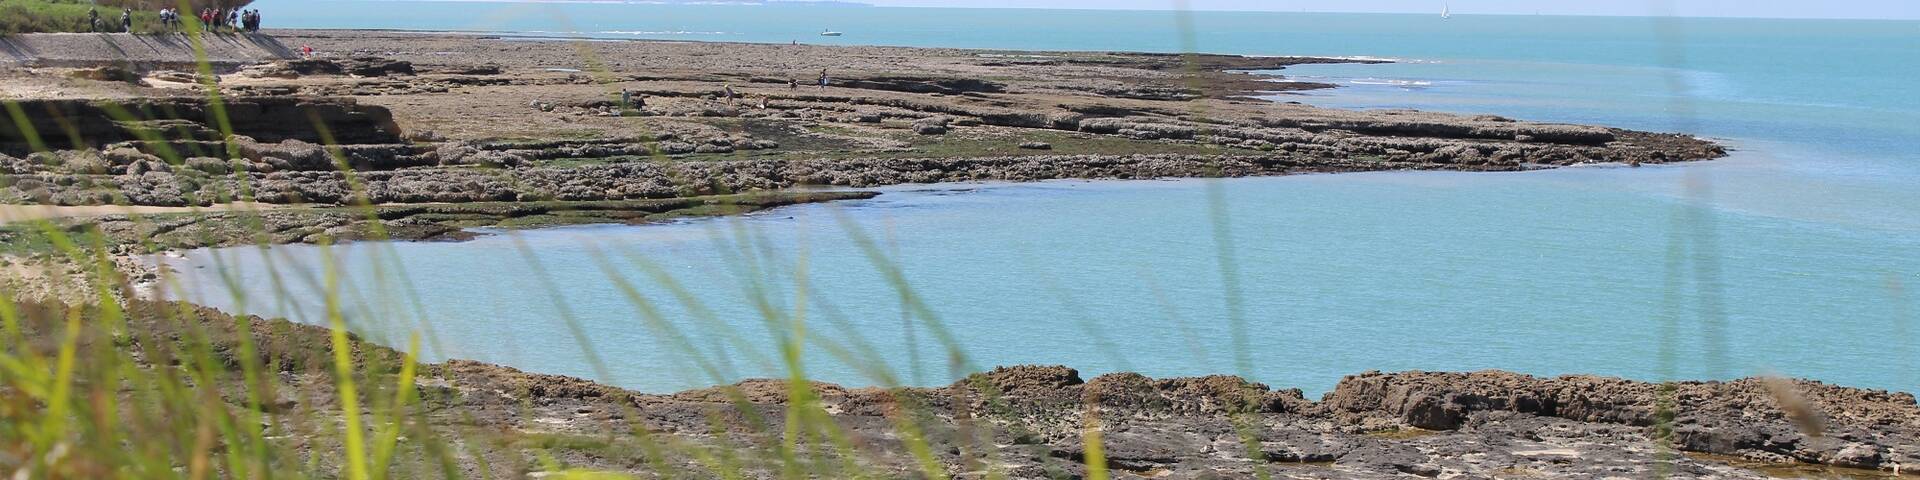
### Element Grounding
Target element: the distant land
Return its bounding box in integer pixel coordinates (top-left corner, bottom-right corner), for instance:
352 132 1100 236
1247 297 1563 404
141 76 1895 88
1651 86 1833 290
383 0 874 6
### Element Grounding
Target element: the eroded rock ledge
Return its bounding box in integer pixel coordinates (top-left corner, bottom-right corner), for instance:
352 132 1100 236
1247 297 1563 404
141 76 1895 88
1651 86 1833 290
67 301 1902 480
437 364 1915 479
0 96 1721 208
2 31 1725 211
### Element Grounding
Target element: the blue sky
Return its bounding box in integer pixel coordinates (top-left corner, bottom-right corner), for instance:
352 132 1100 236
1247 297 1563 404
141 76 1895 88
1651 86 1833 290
857 0 1920 20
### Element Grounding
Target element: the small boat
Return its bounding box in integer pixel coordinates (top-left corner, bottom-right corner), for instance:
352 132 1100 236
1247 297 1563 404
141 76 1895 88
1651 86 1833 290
1441 4 1452 19
819 29 843 37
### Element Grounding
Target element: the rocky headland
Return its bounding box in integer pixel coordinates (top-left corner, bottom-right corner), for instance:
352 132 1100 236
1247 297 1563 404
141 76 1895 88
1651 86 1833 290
2 31 1719 218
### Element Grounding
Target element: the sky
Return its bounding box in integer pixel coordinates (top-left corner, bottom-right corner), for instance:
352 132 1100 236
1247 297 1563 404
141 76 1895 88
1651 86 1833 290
856 0 1920 20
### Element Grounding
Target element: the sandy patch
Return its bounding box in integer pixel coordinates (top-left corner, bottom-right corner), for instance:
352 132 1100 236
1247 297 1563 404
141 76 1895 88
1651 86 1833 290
0 202 280 224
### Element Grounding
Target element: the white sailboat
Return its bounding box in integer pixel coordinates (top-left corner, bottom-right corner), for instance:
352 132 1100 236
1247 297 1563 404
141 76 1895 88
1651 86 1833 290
1442 4 1452 19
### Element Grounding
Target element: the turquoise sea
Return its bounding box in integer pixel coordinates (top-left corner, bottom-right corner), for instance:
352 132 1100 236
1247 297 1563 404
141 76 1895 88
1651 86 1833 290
179 3 1920 395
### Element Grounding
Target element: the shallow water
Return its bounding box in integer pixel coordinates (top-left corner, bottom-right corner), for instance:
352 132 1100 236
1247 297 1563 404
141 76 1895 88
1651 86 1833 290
162 169 1920 395
179 5 1920 395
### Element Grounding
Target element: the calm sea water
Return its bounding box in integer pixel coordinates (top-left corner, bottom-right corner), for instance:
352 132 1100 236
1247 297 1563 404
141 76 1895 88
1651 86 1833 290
178 3 1920 395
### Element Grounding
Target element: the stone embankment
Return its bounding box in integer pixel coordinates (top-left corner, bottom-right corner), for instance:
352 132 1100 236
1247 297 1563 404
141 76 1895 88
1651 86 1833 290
0 32 293 69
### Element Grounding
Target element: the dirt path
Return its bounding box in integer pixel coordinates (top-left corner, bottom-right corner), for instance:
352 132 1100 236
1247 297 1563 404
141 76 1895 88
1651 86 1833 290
0 202 279 224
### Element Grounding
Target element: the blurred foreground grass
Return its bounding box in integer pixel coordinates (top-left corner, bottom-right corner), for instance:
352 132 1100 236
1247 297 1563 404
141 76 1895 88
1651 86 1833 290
0 8 1175 477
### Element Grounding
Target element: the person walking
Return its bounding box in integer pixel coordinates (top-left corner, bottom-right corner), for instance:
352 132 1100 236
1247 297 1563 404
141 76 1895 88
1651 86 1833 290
788 77 798 91
818 69 829 90
88 7 99 32
121 9 132 33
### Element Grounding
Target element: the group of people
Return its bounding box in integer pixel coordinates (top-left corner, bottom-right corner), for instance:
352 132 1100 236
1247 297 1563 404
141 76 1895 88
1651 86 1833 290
85 7 129 33
781 70 831 91
191 7 264 33
98 6 263 34
619 89 647 113
241 8 265 32
155 8 178 30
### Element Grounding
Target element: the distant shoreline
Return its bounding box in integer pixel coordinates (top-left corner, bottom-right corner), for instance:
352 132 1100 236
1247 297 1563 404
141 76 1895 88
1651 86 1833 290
3 28 1719 251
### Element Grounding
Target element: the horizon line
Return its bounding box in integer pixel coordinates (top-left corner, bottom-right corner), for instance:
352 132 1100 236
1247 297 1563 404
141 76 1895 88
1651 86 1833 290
877 5 1918 21
357 0 1920 21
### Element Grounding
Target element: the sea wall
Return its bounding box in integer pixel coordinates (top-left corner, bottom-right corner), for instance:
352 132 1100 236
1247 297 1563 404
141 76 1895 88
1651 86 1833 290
0 32 292 69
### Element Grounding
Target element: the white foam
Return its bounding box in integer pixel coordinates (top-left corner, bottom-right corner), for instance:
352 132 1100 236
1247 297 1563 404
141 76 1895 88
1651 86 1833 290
1323 55 1403 62
1348 78 1433 87
597 30 736 36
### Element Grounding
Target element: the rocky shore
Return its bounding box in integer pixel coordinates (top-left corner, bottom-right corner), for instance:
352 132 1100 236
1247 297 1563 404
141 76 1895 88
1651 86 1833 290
10 300 1912 479
2 30 1720 216
452 363 1919 479
381 364 1920 478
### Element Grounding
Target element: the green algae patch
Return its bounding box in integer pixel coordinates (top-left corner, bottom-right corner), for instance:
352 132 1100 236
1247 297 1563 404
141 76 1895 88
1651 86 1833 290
0 190 878 254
